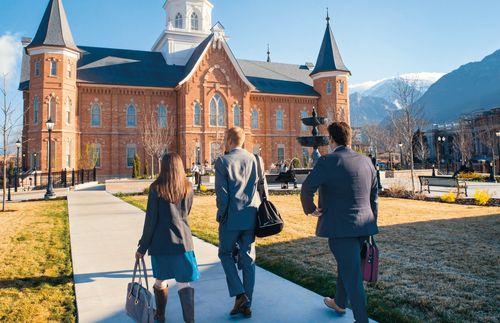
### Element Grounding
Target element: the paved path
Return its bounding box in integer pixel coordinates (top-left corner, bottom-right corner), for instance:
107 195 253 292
68 189 375 322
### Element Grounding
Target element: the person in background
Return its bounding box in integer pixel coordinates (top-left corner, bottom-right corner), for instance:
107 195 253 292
136 153 199 323
301 122 378 323
191 162 200 186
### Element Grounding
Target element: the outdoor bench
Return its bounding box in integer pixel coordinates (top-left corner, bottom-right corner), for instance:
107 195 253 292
418 176 468 197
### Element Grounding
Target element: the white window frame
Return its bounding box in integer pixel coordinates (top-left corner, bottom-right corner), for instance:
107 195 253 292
326 81 332 95
339 81 344 94
67 63 72 78
66 140 72 168
191 12 199 31
65 97 71 124
49 97 56 123
194 102 201 126
276 110 284 130
209 93 226 127
175 13 183 29
126 104 137 128
50 61 57 76
251 109 259 129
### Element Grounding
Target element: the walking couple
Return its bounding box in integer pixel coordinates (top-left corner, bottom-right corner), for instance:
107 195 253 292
135 122 378 323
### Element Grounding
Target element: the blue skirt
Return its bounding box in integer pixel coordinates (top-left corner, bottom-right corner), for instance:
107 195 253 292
151 251 200 283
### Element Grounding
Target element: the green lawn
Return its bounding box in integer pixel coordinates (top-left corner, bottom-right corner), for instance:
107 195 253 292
121 194 500 323
0 200 75 322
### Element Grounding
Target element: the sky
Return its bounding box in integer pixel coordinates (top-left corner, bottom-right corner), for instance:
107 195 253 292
1 0 500 96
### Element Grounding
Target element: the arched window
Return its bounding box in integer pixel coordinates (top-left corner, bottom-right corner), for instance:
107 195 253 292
191 12 199 31
67 63 72 78
158 104 167 129
194 102 201 126
210 142 221 163
35 62 40 77
127 104 136 127
276 110 283 130
175 13 183 29
49 97 56 123
339 81 345 94
326 81 332 95
91 103 101 127
33 96 39 124
209 93 225 126
66 140 72 168
301 111 308 131
65 97 71 124
251 109 258 129
233 106 241 127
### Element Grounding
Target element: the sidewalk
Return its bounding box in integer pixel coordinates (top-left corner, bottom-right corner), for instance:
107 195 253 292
68 189 375 322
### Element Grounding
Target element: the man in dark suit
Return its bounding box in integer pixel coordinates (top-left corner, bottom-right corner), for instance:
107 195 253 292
215 127 267 318
301 122 378 323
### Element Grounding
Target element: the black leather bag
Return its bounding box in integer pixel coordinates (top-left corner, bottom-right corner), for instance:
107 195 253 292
254 154 284 238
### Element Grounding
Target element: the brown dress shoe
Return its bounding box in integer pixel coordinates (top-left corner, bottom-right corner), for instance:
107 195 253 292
230 294 250 315
324 297 346 314
242 307 252 318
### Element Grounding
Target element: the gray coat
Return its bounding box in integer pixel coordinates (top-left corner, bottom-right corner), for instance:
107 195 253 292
137 188 194 255
301 146 379 238
215 148 267 231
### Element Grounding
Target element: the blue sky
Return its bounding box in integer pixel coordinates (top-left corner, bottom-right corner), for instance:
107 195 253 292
1 0 499 87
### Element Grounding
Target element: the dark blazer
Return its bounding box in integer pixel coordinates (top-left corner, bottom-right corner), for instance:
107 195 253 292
301 146 379 238
215 148 267 231
137 187 194 255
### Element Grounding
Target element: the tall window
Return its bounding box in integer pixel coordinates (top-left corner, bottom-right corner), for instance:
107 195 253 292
50 61 57 76
233 106 241 127
66 140 72 168
91 103 101 127
65 97 71 124
301 111 308 131
194 102 201 126
33 96 39 124
35 62 40 77
67 63 72 78
277 145 285 162
276 110 283 130
158 104 167 129
251 109 258 129
175 13 183 29
326 81 332 95
127 104 136 127
209 93 225 126
127 145 136 168
93 144 101 168
339 81 344 94
49 97 56 123
191 12 199 30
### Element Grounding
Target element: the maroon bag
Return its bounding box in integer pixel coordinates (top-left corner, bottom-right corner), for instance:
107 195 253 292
360 236 379 282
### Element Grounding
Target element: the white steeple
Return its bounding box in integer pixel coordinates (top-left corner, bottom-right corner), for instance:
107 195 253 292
152 0 214 65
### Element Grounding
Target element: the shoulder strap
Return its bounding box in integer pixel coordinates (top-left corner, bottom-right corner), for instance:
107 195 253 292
254 154 267 200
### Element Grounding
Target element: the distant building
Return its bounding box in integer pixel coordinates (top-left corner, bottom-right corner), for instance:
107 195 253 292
20 0 351 178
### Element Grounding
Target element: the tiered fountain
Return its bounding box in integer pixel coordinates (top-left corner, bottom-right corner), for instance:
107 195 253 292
297 107 330 167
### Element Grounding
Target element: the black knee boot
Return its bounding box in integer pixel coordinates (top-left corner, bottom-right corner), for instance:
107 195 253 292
178 287 195 323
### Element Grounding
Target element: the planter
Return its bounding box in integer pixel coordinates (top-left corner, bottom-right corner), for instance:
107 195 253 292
385 170 395 178
201 175 215 184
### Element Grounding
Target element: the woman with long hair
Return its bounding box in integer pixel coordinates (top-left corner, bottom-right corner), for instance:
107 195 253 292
136 153 199 323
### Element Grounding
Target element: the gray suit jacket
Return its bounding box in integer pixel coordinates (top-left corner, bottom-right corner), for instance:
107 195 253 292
301 146 379 238
215 148 267 231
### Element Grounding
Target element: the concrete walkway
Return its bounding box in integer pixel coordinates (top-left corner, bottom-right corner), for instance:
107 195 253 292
68 189 375 322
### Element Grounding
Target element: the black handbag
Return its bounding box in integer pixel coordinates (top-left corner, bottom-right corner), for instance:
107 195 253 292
254 154 284 238
125 257 155 323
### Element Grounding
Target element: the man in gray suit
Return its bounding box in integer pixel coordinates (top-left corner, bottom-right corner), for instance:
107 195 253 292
301 122 378 323
215 127 267 318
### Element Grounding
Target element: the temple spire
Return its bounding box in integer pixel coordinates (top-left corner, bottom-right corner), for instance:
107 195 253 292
310 11 350 76
27 0 78 51
267 44 271 63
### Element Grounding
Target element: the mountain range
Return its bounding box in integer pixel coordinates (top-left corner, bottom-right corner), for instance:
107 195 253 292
350 49 500 126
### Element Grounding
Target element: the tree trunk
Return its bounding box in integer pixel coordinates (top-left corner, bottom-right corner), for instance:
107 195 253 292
2 129 6 212
151 155 154 178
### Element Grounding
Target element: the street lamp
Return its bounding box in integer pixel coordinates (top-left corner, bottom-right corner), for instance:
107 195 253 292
437 136 446 175
398 142 403 169
495 131 500 176
33 152 38 187
44 118 56 200
15 139 21 193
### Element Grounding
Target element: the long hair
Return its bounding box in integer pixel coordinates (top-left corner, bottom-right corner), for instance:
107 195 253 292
152 153 191 204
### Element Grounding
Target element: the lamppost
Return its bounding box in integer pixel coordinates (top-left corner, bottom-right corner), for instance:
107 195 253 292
44 118 56 200
436 136 446 175
432 164 436 177
196 146 201 191
398 142 403 169
15 139 21 193
496 131 500 176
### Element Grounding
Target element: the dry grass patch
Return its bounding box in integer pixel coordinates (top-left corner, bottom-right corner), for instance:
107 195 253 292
0 200 75 322
121 195 500 323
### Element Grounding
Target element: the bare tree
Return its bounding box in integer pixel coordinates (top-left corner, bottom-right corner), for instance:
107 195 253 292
453 118 474 165
141 107 175 177
391 76 426 191
413 129 429 165
78 143 99 169
476 111 498 172
1 75 22 211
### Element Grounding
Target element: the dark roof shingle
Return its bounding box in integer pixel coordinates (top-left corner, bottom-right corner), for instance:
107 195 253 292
310 21 350 76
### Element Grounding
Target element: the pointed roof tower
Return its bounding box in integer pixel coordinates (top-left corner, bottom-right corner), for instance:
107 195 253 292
310 9 350 76
27 0 78 51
